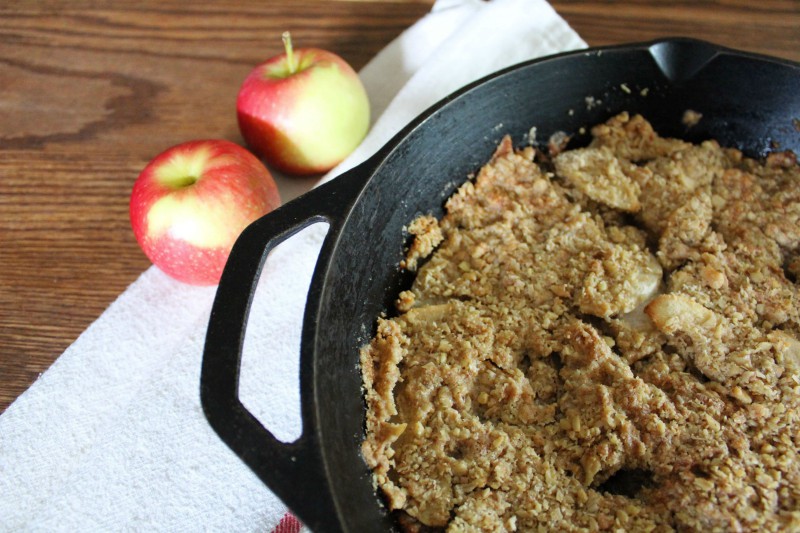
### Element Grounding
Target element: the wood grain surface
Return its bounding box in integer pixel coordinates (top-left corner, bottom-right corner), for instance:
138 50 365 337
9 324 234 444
1 0 798 412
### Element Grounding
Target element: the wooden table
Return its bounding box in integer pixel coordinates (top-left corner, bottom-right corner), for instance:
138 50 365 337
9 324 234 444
1 0 798 413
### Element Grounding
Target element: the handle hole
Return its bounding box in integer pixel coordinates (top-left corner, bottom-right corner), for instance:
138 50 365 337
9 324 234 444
238 221 330 444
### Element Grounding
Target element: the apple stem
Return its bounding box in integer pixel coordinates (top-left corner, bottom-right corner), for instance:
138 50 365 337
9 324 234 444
282 31 296 74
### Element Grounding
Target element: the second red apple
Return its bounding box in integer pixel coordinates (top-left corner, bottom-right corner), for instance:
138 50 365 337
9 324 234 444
236 32 370 176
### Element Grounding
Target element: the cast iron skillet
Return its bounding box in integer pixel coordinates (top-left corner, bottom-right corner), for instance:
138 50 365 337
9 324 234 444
200 38 800 532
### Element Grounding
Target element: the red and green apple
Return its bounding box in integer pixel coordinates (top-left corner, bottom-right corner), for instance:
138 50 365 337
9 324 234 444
130 139 281 285
236 32 370 176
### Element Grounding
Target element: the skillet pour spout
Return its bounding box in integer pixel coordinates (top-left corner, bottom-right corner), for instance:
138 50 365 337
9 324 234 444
200 38 800 532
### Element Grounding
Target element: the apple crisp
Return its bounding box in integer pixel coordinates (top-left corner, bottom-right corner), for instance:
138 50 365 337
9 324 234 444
360 112 800 532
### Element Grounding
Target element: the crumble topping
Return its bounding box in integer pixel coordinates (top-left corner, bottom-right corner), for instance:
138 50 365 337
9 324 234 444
361 112 800 532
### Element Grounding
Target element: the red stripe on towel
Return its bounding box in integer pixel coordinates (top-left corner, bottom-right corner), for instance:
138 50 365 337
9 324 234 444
273 512 302 533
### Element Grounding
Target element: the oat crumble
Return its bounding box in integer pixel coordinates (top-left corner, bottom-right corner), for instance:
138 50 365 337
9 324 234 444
361 112 800 532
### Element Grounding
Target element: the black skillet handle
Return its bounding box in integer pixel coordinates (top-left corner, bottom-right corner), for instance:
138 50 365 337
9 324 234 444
200 160 373 532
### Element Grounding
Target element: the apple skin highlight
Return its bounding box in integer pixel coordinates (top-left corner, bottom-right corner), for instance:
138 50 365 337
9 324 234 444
236 43 370 176
130 139 281 285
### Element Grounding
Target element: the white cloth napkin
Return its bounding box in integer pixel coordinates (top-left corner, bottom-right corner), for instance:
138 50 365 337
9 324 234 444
0 1 585 531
